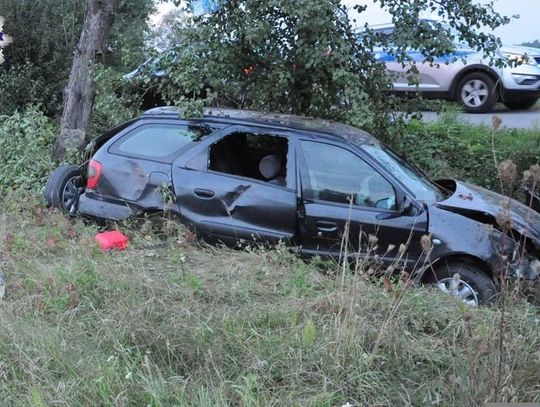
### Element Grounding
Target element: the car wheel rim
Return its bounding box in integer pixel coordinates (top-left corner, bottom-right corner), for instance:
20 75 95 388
435 277 479 307
62 176 84 215
460 79 489 108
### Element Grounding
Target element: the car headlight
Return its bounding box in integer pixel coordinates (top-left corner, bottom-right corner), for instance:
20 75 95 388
500 51 538 66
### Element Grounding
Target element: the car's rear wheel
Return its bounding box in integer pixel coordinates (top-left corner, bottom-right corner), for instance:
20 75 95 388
424 263 497 306
44 165 85 215
503 98 538 111
457 72 498 113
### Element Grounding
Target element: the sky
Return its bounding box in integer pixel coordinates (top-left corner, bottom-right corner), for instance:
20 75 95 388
154 0 540 45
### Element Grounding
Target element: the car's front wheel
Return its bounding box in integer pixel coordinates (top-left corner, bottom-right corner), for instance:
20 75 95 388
424 263 497 306
44 165 85 215
503 98 538 111
457 72 498 113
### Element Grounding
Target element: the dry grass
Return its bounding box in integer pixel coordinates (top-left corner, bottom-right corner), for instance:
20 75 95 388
0 191 539 406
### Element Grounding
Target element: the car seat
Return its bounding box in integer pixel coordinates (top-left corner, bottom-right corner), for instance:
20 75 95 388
259 154 286 186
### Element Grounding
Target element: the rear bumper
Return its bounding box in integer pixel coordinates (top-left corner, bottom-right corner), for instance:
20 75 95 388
78 193 135 221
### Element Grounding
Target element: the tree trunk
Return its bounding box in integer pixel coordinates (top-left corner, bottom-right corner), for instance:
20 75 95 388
53 0 120 161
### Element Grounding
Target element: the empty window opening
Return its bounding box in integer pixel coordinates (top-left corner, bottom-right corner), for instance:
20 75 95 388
209 132 288 186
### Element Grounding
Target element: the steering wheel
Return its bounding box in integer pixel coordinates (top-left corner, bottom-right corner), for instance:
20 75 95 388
375 196 396 210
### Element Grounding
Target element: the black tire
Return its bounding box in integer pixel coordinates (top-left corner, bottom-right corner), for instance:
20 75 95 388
43 165 84 215
503 98 538 111
424 262 497 306
456 72 498 113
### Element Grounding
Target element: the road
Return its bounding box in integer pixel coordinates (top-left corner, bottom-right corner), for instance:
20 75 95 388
421 106 540 129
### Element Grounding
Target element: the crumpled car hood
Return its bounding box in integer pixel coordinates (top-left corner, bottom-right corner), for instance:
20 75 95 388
434 180 540 249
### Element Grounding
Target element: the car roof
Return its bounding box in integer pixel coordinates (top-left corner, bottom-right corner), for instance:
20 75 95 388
356 19 443 33
141 106 377 146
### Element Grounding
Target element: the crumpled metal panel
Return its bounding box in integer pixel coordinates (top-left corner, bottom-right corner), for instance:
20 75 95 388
436 180 540 250
172 167 297 244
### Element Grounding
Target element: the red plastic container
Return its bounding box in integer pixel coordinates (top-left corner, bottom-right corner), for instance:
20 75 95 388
95 231 129 251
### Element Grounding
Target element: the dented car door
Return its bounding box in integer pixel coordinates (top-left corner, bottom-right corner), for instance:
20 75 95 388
172 126 297 244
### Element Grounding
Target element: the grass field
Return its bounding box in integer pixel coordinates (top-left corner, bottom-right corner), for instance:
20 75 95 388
0 191 539 406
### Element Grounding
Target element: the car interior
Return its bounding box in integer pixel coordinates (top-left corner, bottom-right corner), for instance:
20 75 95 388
209 132 288 186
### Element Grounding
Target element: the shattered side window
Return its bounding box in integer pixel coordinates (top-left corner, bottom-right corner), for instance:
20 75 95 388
111 124 207 163
209 132 288 186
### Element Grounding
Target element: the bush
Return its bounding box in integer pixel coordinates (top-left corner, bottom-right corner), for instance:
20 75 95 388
0 106 56 191
0 63 63 116
0 72 141 193
395 111 540 190
91 66 142 136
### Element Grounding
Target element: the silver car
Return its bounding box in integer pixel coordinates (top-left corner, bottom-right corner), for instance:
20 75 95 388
369 21 540 113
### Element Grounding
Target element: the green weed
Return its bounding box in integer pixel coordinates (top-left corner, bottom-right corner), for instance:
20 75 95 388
395 111 540 190
1 191 540 406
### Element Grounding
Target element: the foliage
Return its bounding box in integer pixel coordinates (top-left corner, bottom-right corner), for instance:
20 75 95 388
366 0 509 62
394 109 540 190
161 0 371 116
521 40 540 48
0 0 153 117
0 63 61 116
0 0 83 116
107 0 156 70
0 68 140 192
0 107 56 191
91 66 142 136
152 0 509 137
0 192 539 405
146 7 192 51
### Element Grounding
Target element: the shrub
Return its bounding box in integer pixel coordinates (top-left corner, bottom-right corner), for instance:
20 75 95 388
0 68 141 193
91 66 141 136
0 63 63 117
395 111 540 190
0 106 56 191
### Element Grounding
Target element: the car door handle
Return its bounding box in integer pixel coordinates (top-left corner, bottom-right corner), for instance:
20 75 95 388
194 188 215 199
316 221 338 232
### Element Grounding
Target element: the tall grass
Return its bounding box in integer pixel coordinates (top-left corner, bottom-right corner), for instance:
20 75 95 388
0 191 539 406
395 109 540 190
1 105 540 406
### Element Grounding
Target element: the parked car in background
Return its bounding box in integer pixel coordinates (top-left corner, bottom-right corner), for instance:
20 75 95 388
123 52 174 82
44 108 540 306
366 20 540 113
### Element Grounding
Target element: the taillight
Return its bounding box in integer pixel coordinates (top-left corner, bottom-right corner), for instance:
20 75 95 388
86 159 102 190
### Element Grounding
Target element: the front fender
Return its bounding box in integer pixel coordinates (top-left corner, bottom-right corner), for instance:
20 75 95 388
450 64 502 99
415 206 515 280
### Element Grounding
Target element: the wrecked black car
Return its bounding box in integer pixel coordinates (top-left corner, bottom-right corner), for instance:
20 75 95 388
44 107 540 306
